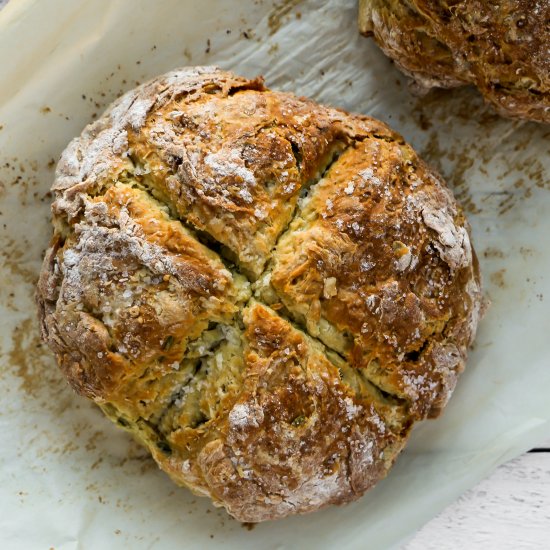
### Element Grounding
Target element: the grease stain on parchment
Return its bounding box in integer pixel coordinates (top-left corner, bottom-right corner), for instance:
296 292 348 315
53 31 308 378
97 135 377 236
7 318 55 398
268 0 303 35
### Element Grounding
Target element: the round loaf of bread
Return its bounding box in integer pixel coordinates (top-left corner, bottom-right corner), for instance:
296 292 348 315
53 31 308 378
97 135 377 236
359 0 550 123
37 67 482 522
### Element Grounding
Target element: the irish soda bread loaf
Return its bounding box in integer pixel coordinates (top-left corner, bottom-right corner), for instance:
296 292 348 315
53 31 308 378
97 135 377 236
37 67 482 522
359 0 550 123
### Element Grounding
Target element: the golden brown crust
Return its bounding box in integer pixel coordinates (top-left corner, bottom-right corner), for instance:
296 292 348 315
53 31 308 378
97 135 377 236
161 302 408 522
36 67 481 521
257 138 481 418
359 0 550 123
38 183 249 402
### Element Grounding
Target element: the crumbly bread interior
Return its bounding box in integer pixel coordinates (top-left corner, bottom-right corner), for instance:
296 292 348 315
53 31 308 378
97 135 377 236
37 67 482 521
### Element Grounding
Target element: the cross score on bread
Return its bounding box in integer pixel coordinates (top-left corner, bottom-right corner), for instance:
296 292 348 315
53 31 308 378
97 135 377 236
36 67 482 522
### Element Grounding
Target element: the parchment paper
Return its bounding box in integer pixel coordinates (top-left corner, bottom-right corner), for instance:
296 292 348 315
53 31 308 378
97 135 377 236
0 1 549 549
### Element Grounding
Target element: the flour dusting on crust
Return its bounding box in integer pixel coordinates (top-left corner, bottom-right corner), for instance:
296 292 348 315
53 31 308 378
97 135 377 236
36 67 482 522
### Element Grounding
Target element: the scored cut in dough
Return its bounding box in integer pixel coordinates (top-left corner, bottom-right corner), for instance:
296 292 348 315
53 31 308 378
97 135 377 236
36 67 482 522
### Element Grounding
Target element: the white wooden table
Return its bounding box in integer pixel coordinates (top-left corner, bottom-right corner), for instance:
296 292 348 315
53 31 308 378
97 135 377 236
405 441 550 549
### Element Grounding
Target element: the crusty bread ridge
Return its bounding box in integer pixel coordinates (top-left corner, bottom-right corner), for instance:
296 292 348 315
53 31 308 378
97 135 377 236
359 0 550 123
36 67 482 521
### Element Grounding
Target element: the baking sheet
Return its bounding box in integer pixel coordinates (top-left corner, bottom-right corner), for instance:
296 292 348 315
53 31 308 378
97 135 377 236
0 0 549 548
